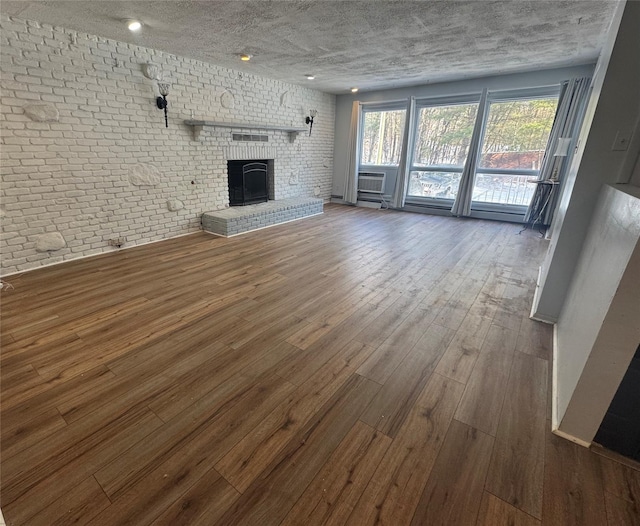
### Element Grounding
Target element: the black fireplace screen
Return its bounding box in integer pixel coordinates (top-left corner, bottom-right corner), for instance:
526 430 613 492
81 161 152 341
228 160 269 206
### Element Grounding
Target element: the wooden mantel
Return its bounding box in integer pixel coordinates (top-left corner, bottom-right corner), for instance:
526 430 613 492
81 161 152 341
184 120 308 142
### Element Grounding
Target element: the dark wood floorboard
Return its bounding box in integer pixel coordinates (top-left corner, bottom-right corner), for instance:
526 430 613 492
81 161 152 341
1 204 637 525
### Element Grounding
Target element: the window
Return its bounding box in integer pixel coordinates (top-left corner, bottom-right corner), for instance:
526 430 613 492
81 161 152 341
360 109 406 166
408 102 478 199
355 87 560 219
472 97 558 206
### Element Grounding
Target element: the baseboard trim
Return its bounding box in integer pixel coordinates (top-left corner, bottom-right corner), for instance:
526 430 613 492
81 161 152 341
530 312 557 324
529 265 558 324
552 427 592 448
551 323 591 449
1 230 201 279
552 323 560 431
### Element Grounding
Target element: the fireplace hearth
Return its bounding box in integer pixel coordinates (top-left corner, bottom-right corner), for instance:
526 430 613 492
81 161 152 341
228 160 269 206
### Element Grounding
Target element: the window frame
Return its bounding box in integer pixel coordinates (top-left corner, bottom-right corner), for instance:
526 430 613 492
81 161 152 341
406 94 482 205
405 87 560 213
470 86 560 211
359 101 408 168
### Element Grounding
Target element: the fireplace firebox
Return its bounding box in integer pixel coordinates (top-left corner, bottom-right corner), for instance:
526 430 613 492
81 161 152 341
228 160 269 206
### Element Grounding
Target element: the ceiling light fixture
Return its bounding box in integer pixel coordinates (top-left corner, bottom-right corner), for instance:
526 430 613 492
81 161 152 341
351 87 359 93
240 54 251 62
305 74 315 80
127 20 142 32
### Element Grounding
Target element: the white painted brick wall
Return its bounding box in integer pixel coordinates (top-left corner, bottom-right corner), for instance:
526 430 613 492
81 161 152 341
0 16 335 275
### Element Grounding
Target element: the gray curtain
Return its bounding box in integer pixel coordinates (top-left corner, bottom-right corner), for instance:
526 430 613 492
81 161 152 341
524 77 591 224
451 89 488 217
344 101 362 204
392 97 416 209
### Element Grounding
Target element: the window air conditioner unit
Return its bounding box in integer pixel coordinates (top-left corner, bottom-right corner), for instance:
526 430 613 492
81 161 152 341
357 172 386 194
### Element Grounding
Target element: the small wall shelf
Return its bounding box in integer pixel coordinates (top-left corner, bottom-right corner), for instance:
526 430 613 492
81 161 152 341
184 120 307 142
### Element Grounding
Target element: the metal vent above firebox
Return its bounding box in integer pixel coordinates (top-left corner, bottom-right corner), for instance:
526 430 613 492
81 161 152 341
232 133 269 142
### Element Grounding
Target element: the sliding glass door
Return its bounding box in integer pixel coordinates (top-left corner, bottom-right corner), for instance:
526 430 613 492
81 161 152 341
407 101 479 203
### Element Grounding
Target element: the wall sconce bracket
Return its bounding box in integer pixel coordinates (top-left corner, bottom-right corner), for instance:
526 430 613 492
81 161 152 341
156 82 170 128
305 109 318 136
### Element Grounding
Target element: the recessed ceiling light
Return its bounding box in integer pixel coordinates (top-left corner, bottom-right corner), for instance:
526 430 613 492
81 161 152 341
127 20 142 32
305 74 315 80
351 87 359 93
240 54 251 62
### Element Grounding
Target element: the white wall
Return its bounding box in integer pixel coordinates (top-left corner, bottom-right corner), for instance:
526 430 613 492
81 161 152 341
331 65 594 200
554 184 640 443
0 16 335 276
532 0 640 322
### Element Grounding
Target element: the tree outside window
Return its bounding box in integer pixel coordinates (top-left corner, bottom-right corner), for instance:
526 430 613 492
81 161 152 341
361 110 405 165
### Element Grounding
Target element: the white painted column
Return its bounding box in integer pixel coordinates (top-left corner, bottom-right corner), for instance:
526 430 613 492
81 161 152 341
553 184 640 444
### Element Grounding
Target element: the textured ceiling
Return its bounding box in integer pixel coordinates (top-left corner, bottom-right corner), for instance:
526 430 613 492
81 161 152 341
2 1 617 93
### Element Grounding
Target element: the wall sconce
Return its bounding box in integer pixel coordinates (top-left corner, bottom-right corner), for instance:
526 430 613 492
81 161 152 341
156 82 170 128
305 109 318 136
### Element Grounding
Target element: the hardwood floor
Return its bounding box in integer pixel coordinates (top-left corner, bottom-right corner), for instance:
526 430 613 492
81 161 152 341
1 203 638 525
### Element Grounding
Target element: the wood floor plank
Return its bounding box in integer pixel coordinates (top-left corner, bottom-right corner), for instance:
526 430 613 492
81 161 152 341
432 272 487 331
493 280 530 332
94 373 295 500
235 340 301 379
434 312 492 384
0 365 117 444
97 465 237 526
286 295 369 350
215 340 375 492
0 337 101 409
276 302 382 386
1 205 633 526
104 297 258 376
346 373 465 526
149 467 240 526
25 475 111 526
599 446 640 505
410 420 494 526
604 491 640 526
1 406 68 460
542 427 608 526
145 340 297 423
360 323 455 437
454 324 518 436
0 364 39 394
516 317 552 361
55 345 214 424
485 351 548 518
476 492 540 526
353 288 428 347
1 406 163 525
355 302 440 385
216 374 381 526
228 312 308 350
467 265 510 321
280 421 392 526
